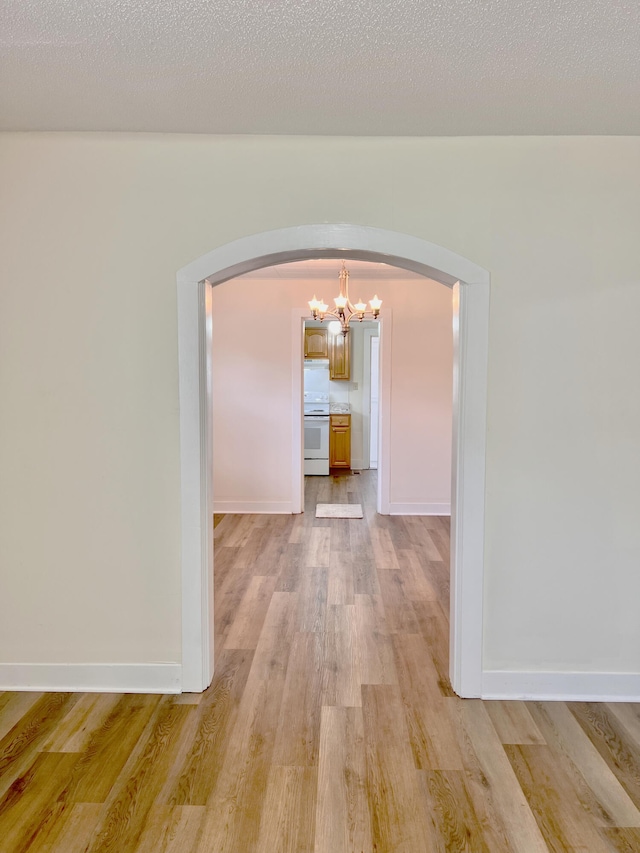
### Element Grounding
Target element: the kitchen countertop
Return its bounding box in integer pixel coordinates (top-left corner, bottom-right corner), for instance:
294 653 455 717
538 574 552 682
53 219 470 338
330 403 351 414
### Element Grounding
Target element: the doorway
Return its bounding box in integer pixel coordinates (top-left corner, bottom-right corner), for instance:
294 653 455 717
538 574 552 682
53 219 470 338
304 312 381 497
177 224 489 697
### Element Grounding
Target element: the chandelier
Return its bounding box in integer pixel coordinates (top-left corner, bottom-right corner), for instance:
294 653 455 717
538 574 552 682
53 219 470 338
308 261 382 335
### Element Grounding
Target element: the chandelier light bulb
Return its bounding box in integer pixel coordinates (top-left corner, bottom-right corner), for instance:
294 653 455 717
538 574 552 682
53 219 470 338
334 295 348 310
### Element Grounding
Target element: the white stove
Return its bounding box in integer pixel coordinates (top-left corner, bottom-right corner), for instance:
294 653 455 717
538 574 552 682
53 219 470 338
304 393 330 417
304 392 330 475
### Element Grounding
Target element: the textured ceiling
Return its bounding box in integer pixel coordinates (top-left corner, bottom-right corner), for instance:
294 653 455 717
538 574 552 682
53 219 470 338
2 0 639 135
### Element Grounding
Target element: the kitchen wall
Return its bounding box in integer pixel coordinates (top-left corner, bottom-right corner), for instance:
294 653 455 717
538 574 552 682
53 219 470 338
1 133 639 691
211 274 452 513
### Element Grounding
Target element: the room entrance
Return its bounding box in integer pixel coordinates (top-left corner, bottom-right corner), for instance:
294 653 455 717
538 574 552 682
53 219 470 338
177 224 489 697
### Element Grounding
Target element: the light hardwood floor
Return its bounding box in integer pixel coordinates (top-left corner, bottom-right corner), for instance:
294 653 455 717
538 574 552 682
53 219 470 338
2 470 640 851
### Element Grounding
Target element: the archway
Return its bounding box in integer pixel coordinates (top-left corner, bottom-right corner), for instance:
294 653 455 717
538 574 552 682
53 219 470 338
177 224 489 697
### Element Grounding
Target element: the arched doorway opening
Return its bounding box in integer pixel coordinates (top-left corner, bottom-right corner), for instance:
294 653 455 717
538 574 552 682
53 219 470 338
177 224 489 697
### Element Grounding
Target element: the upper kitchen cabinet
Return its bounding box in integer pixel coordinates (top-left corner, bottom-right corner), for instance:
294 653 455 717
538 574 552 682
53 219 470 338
304 327 329 359
330 332 350 380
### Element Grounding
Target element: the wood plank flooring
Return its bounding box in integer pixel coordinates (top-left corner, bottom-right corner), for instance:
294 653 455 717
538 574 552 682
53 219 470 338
2 470 640 851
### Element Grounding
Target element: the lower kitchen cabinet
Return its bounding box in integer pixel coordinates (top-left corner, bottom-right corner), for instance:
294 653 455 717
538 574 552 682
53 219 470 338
329 414 351 468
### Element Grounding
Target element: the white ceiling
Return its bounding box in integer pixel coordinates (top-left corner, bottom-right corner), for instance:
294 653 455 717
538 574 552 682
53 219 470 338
2 0 639 136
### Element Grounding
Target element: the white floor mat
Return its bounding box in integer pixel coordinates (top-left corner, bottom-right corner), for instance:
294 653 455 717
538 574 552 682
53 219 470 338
315 503 363 519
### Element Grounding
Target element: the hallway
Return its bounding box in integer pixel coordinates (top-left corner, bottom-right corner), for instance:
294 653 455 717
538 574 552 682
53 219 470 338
1 472 640 851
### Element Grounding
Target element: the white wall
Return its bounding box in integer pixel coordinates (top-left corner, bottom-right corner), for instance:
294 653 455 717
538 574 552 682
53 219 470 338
1 133 639 688
210 278 300 512
211 275 452 514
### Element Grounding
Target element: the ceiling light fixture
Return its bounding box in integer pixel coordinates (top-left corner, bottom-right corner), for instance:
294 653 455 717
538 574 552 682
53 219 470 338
308 261 381 335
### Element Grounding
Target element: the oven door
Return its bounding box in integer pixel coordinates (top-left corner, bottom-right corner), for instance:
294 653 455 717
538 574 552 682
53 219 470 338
304 416 329 460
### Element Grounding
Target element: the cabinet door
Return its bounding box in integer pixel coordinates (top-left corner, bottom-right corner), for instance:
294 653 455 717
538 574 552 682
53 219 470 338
330 332 350 380
330 417 351 468
305 328 329 359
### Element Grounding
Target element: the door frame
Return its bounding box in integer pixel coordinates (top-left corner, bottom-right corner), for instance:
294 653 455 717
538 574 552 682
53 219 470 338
177 223 490 696
362 325 380 471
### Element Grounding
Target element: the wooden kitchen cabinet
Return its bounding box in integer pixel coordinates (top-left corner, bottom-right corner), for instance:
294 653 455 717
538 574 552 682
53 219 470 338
329 332 350 380
330 414 351 468
304 327 329 359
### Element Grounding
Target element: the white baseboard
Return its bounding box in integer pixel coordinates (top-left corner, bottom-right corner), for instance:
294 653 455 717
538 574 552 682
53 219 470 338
0 663 182 694
388 502 451 516
482 669 640 702
213 500 294 514
351 458 365 471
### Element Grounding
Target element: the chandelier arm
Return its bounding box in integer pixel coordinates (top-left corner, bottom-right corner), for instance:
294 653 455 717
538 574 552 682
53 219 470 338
310 308 378 325
315 309 342 322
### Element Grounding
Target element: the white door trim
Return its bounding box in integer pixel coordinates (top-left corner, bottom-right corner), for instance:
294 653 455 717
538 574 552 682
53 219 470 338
177 224 489 697
377 314 392 515
177 280 215 691
291 310 305 512
361 326 379 472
